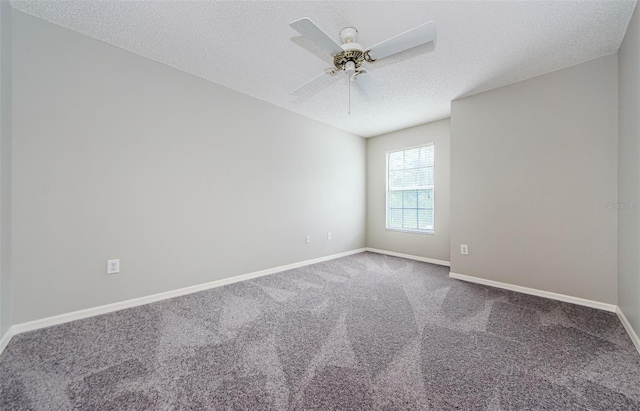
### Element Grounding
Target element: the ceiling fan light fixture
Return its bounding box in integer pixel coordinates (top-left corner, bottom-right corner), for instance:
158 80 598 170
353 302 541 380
345 61 356 76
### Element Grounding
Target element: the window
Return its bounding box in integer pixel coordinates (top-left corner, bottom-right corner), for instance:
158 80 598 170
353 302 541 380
386 144 434 233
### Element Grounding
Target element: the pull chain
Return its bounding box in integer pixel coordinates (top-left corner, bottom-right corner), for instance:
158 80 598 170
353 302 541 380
348 75 351 114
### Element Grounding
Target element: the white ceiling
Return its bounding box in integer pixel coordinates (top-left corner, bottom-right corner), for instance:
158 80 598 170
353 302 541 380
11 1 637 137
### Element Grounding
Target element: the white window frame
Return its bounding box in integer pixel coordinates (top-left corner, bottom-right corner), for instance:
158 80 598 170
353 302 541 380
385 143 435 235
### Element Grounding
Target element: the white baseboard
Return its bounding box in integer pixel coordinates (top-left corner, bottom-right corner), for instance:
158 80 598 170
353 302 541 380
365 248 450 267
0 327 14 355
616 307 640 355
5 248 367 348
449 272 617 312
4 249 633 359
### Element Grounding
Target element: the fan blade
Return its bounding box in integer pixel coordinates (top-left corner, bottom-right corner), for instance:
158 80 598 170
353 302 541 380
353 71 375 100
290 18 344 57
367 22 436 61
291 69 337 96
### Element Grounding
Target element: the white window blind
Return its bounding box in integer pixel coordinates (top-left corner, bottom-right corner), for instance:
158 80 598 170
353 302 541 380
386 144 434 233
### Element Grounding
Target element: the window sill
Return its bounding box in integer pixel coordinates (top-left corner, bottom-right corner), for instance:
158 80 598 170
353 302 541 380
385 228 434 236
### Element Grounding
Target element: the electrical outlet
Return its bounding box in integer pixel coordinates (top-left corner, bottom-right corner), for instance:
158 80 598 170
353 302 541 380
306 235 311 244
460 245 469 255
327 232 332 240
107 259 120 274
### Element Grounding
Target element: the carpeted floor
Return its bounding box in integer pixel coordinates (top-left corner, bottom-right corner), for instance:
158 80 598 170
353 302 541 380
1 252 639 410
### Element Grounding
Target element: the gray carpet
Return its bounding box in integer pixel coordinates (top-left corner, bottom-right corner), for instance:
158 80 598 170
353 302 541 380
1 252 639 410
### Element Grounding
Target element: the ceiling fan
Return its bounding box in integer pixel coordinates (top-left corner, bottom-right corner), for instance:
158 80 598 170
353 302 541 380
289 17 437 99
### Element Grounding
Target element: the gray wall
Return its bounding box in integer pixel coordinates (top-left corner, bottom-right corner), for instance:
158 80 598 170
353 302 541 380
366 119 450 262
450 54 618 304
12 11 366 324
0 1 12 336
618 4 640 335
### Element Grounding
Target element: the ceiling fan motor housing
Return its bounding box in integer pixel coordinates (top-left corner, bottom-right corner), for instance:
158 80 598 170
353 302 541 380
333 49 365 71
334 27 376 71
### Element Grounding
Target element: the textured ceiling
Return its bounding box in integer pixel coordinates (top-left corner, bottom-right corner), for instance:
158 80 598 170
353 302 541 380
11 1 637 137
